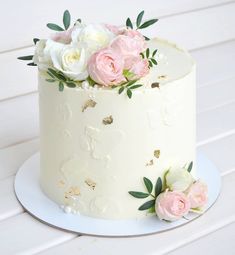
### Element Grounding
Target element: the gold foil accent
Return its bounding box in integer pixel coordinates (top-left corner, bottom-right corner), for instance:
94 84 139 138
102 115 113 125
85 178 96 190
151 82 160 88
82 99 97 112
146 159 154 166
65 186 80 199
154 150 160 158
158 75 167 79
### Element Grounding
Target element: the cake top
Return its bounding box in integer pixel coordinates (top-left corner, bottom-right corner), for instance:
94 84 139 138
18 10 194 98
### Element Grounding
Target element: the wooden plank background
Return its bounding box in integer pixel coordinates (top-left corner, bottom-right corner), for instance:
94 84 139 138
0 0 235 254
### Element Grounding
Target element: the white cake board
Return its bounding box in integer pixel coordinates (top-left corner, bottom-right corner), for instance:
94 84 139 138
14 152 221 237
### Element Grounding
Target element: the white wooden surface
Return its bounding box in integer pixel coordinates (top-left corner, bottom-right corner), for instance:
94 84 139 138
0 1 235 254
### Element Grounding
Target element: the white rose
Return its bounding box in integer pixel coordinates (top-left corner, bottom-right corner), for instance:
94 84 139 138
72 23 115 53
50 45 88 81
166 168 194 192
33 39 64 70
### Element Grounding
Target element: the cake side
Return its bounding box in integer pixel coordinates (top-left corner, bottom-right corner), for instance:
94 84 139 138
39 38 196 219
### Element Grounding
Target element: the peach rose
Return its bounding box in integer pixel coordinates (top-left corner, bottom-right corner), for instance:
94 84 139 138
50 28 73 44
186 180 208 209
125 56 149 79
87 47 126 86
155 191 191 221
111 34 146 61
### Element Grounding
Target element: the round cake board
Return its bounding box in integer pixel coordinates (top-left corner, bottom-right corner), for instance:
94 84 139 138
14 152 221 237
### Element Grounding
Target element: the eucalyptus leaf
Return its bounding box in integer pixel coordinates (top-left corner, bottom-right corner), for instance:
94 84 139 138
149 61 153 67
152 49 158 57
155 177 162 197
187 161 193 172
17 55 34 60
138 200 155 211
59 81 64 91
129 84 143 90
63 10 71 30
136 10 144 27
143 177 153 194
33 38 40 45
127 89 132 98
118 86 125 94
151 58 157 65
48 68 66 81
66 82 76 88
47 71 54 78
27 62 37 66
128 191 149 199
146 48 150 58
138 19 158 29
46 79 55 82
126 18 133 29
47 23 64 31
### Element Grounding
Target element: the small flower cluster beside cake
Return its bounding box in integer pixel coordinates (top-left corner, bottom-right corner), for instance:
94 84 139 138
18 10 208 221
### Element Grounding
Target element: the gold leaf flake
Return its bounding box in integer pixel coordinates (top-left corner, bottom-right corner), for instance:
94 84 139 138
102 115 113 125
65 186 80 199
146 159 154 166
82 99 97 112
85 178 96 190
158 75 167 79
154 150 160 158
151 82 160 88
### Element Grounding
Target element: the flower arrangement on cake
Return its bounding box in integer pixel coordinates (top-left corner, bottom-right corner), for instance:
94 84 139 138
18 10 158 98
129 162 208 221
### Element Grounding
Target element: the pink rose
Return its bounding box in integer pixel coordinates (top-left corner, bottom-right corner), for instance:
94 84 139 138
50 28 73 44
87 47 126 86
155 191 191 221
123 29 147 51
125 56 149 79
186 180 208 209
111 34 146 61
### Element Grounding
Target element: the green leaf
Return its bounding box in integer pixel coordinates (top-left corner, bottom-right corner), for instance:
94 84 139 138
126 79 138 87
87 76 96 87
27 62 37 66
128 191 149 198
138 200 155 211
126 18 133 29
138 19 158 29
63 10 71 30
123 69 135 80
143 177 153 193
151 58 157 65
187 161 193 172
144 36 150 41
46 79 55 82
129 84 143 90
136 10 144 27
149 61 153 67
111 85 118 89
66 82 76 88
33 38 40 45
140 52 145 59
48 68 66 81
76 18 82 23
118 86 125 94
155 177 162 197
58 81 64 91
148 206 156 213
152 49 158 57
47 23 64 31
146 48 150 58
127 89 132 98
17 55 34 60
47 71 54 78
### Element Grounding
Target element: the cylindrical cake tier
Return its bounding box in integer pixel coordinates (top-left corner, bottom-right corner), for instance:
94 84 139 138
39 38 196 219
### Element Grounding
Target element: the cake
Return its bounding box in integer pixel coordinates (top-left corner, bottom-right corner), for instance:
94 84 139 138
19 10 208 221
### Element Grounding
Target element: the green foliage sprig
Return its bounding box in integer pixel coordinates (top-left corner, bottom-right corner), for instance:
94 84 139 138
112 79 143 99
140 48 158 67
129 177 162 212
47 10 71 31
126 10 158 40
46 68 77 91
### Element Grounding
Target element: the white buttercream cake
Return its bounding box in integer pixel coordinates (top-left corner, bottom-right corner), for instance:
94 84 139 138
39 38 196 219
